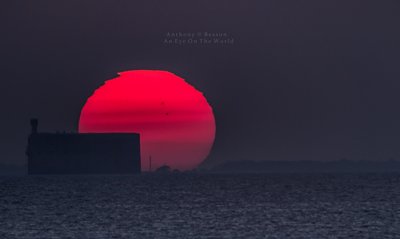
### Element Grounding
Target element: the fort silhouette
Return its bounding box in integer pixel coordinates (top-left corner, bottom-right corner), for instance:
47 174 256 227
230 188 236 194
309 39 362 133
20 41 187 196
26 119 141 174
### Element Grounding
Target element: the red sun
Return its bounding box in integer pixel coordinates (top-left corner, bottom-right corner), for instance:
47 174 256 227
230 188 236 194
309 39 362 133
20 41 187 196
79 70 216 171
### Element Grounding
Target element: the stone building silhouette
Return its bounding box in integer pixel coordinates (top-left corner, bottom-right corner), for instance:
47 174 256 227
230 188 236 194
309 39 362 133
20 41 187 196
26 119 141 174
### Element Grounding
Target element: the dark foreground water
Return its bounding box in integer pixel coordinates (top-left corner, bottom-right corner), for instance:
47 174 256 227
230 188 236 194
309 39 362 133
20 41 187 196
1 173 400 238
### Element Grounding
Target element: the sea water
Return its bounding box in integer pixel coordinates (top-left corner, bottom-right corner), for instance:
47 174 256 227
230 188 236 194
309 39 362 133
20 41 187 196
0 173 399 238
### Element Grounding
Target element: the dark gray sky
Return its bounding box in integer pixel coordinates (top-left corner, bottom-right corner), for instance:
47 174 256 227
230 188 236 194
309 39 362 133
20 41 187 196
1 0 400 166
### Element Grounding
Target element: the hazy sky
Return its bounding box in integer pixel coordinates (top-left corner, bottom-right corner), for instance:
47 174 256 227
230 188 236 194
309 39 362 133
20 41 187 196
1 0 400 166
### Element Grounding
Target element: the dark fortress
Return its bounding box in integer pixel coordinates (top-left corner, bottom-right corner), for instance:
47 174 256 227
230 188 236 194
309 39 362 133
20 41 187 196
26 119 141 174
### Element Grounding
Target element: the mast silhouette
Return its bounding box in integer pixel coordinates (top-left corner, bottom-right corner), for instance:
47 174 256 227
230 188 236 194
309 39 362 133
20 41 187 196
149 156 152 172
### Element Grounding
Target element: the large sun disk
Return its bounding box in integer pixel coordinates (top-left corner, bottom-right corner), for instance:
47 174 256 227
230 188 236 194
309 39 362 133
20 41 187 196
79 70 216 171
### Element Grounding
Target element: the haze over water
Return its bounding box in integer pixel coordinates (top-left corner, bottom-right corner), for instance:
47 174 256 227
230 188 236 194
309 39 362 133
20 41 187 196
1 173 399 238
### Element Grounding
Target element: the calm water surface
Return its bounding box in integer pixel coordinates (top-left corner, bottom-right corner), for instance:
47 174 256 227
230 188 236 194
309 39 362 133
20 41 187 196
0 173 399 238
